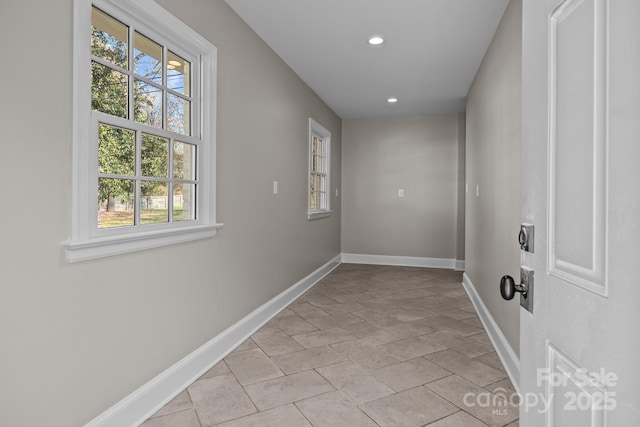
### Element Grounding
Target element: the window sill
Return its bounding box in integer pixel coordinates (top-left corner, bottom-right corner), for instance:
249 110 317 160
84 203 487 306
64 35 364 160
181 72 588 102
307 210 333 220
63 223 224 263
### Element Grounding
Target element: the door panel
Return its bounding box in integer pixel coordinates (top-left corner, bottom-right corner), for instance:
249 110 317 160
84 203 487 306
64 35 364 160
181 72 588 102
549 0 608 294
520 0 640 425
546 345 607 427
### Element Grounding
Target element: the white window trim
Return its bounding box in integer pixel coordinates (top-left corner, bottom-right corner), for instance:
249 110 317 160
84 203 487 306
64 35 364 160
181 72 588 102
64 0 222 263
307 118 333 220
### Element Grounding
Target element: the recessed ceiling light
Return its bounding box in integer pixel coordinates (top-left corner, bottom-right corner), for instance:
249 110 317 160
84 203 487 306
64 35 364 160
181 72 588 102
387 97 398 103
368 36 384 45
168 60 182 67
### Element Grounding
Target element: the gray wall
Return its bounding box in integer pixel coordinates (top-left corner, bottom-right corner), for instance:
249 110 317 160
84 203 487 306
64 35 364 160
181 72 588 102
0 1 341 426
465 0 522 355
341 115 464 261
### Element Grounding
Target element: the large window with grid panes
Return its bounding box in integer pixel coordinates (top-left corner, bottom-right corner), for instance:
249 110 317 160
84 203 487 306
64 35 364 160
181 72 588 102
65 0 220 262
308 118 332 220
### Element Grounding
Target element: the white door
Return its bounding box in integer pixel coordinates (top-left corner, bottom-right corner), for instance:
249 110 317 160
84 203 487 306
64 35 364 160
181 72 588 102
519 0 640 425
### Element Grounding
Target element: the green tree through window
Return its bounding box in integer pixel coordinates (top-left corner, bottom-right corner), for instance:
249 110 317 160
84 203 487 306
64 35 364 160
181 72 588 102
65 0 218 262
91 6 194 227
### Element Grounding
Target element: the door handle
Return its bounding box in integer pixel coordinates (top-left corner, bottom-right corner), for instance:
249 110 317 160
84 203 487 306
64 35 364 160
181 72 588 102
499 268 534 313
500 275 528 300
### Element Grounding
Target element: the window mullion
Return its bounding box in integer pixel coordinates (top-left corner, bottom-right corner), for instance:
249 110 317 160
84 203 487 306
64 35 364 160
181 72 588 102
162 45 168 88
168 136 174 222
135 128 141 226
168 184 174 222
94 111 200 145
91 56 128 75
166 87 192 102
90 115 100 233
162 46 173 223
128 24 135 121
162 45 168 132
98 173 138 180
191 52 199 139
133 75 164 89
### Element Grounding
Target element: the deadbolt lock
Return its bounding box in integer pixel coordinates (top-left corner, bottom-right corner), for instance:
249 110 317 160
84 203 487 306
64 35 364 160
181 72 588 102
519 223 535 253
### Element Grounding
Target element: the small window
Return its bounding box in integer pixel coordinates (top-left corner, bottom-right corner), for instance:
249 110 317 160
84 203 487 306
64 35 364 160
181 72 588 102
65 0 221 262
308 118 332 220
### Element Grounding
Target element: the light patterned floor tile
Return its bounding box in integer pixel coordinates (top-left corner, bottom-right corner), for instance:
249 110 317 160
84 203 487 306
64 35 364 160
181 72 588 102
321 302 368 315
463 317 485 328
224 348 284 386
244 370 334 410
378 336 447 361
474 352 507 373
351 310 403 328
468 331 493 347
360 386 458 427
420 330 493 358
373 357 451 392
425 411 488 427
301 292 340 307
251 328 305 356
339 325 401 346
188 374 256 426
296 391 378 427
305 313 363 330
383 319 440 339
425 350 506 387
331 293 375 304
141 265 517 427
485 378 519 405
199 360 231 380
291 327 357 348
288 302 331 319
426 375 518 427
340 322 382 337
272 345 346 374
459 305 478 314
330 340 399 370
272 314 318 335
404 295 456 309
387 307 438 321
149 390 192 418
425 315 485 336
232 338 259 353
430 305 478 320
215 404 312 427
316 361 395 405
140 408 201 427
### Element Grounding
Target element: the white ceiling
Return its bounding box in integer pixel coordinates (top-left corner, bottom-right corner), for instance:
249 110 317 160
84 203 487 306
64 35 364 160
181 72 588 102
225 0 510 119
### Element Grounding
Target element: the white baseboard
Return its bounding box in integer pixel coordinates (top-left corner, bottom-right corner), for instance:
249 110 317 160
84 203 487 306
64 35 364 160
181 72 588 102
462 272 520 393
342 253 464 271
85 255 342 427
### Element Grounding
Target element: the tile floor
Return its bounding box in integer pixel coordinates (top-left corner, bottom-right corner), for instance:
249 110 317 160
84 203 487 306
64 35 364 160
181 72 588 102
142 264 520 427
